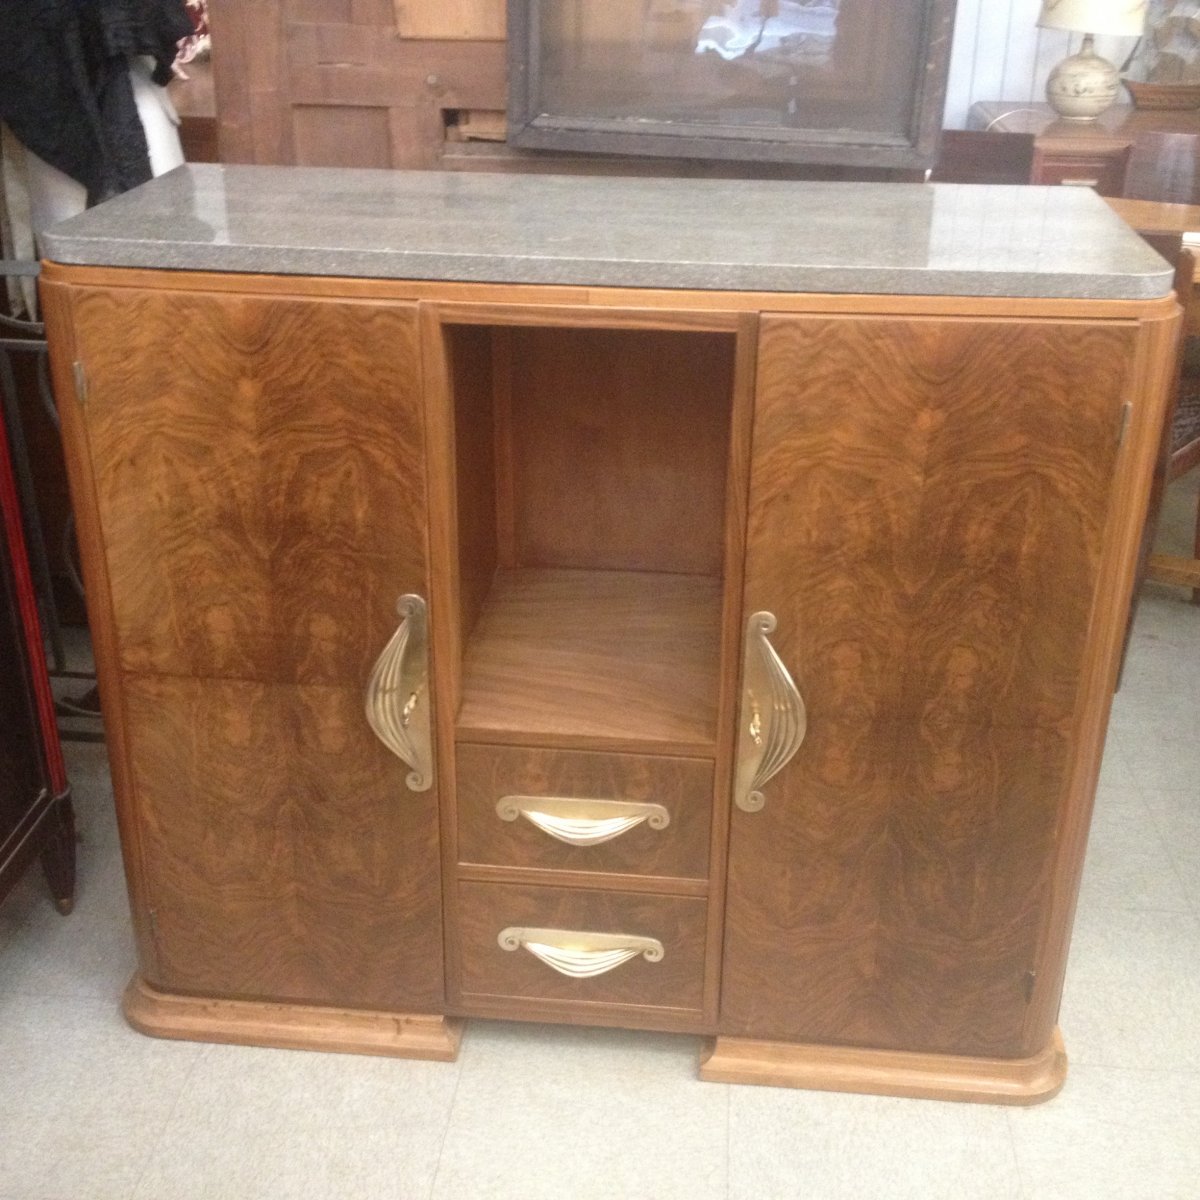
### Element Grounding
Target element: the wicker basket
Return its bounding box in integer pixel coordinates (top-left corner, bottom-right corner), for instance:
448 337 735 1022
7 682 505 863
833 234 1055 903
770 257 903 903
1124 79 1200 109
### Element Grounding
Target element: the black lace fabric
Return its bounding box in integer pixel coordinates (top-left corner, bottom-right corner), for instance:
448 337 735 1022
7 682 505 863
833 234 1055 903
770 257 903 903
0 0 193 205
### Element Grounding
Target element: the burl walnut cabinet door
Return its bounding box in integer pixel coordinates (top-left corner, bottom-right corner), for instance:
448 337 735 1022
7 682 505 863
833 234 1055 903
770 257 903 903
722 313 1137 1059
73 286 444 1011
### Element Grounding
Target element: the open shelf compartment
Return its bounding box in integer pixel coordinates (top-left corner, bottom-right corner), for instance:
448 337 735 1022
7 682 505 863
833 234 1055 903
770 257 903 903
442 321 738 755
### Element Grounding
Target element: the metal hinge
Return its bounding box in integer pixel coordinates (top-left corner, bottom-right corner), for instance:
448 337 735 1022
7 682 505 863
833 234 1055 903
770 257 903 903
1117 401 1132 448
72 360 87 407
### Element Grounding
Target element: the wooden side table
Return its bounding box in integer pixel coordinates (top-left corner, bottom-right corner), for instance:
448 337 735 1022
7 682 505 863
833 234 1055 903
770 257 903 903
968 101 1200 199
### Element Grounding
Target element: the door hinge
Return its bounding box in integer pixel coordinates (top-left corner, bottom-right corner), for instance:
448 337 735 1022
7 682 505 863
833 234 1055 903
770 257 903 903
72 360 87 407
1117 401 1132 448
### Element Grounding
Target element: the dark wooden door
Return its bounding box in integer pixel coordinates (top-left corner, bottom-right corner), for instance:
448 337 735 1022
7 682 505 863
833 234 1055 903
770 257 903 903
71 285 444 1011
720 313 1136 1059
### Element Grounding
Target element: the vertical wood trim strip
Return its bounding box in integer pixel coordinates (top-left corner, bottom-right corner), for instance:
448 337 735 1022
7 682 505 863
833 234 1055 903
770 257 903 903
420 300 467 1007
39 280 163 981
704 311 759 1026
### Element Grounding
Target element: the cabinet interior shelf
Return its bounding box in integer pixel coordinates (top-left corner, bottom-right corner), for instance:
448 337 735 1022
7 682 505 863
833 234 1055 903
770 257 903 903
456 568 722 755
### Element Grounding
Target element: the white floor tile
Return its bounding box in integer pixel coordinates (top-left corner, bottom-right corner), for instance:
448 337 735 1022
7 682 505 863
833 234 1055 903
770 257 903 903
728 1084 1022 1200
1143 788 1200 913
0 992 202 1124
0 844 136 1001
1058 906 1200 1071
1008 1064 1200 1200
132 1118 438 1200
1076 791 1191 913
431 1022 727 1200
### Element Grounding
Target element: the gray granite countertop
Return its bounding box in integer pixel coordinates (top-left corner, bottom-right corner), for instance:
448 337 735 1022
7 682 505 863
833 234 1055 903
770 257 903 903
42 164 1173 300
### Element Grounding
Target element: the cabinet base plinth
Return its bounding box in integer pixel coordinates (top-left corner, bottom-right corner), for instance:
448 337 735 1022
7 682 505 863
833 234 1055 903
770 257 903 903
699 1029 1067 1105
123 975 463 1062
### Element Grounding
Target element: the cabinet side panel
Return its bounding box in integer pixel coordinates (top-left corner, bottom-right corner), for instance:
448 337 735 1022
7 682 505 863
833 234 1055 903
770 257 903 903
124 674 444 1009
722 313 1136 1059
73 288 428 684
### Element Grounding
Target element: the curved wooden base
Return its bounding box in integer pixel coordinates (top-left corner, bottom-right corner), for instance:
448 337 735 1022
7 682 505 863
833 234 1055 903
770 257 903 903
699 1029 1067 1105
123 975 463 1062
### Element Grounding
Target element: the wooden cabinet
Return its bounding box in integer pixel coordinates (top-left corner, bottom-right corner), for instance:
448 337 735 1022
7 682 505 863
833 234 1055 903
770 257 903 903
41 222 1179 1100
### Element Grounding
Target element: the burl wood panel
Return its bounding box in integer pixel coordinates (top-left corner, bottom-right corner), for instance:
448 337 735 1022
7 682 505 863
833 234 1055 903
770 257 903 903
455 743 712 882
456 881 707 1012
721 314 1136 1059
456 568 722 754
506 328 734 576
123 674 444 1011
73 288 427 685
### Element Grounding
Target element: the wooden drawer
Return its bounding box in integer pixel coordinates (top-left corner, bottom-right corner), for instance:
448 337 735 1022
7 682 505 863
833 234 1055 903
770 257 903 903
456 881 707 1013
1032 149 1130 196
455 743 712 882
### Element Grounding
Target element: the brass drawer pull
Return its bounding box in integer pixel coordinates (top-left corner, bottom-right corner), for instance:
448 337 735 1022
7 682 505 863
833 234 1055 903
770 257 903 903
495 796 670 846
734 610 806 813
364 594 432 792
498 927 664 978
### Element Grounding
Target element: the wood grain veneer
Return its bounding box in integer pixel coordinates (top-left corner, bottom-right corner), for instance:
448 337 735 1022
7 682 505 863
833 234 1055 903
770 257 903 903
456 568 722 754
70 287 429 685
720 313 1141 1059
455 743 713 882
503 327 734 576
123 674 445 1011
455 880 708 1015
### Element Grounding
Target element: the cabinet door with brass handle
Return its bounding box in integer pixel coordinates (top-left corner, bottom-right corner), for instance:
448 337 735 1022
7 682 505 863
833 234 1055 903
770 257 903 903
719 311 1135 1059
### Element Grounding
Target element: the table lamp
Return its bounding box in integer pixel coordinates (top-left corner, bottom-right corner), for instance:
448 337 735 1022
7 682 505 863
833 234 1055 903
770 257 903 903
1038 0 1148 120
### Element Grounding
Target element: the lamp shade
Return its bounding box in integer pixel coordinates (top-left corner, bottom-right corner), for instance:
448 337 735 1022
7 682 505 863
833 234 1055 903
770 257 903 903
1037 0 1147 36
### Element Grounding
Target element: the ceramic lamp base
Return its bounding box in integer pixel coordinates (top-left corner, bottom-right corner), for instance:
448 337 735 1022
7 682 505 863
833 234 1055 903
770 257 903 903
1046 33 1122 121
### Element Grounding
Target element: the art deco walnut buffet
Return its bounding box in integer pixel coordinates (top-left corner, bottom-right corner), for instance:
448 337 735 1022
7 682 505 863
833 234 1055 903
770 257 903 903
40 166 1179 1104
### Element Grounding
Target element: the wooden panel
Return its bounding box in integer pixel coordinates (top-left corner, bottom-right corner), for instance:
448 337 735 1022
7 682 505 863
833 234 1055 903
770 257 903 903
124 674 444 1011
393 0 505 40
456 881 707 1012
72 288 427 685
455 743 712 881
720 314 1137 1059
447 324 498 640
456 568 722 754
507 327 734 576
293 105 393 168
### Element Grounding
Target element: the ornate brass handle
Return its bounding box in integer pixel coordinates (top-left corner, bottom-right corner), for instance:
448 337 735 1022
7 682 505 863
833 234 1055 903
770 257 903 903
495 796 670 847
498 927 664 978
364 594 432 792
734 610 806 813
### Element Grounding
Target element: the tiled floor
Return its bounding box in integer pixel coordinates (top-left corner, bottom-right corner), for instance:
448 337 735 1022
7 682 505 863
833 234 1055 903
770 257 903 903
2 481 1198 1200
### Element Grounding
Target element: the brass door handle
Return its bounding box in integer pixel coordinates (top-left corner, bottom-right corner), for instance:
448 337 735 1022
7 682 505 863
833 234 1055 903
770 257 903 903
498 927 664 978
496 796 670 846
364 594 432 792
734 610 806 813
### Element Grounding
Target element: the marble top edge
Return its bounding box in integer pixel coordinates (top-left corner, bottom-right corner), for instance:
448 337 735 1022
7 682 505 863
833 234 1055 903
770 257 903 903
42 164 1175 301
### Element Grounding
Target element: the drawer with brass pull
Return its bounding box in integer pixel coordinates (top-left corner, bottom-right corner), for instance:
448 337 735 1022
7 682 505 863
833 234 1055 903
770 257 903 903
455 881 707 1013
455 743 712 882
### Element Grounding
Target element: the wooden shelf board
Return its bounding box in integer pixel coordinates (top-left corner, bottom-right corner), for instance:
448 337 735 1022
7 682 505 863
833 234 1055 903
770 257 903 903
456 568 722 753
